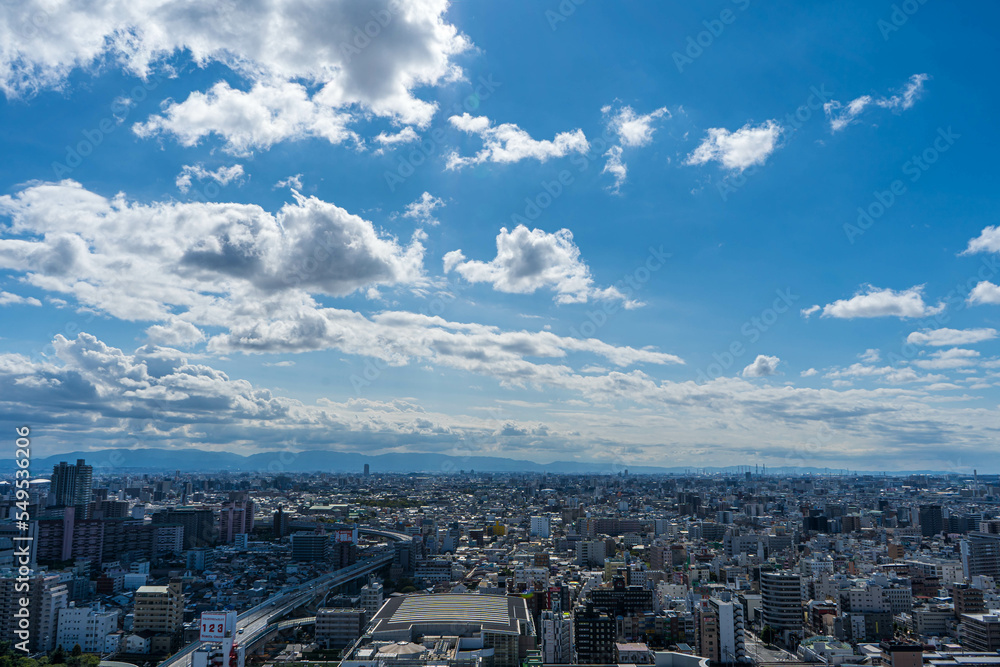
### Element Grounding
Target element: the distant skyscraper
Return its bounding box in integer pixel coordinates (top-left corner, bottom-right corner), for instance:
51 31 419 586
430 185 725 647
919 504 944 537
50 459 93 519
364 463 370 477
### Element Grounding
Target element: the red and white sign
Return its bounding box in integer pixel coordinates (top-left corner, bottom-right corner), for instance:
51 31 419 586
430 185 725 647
200 611 235 641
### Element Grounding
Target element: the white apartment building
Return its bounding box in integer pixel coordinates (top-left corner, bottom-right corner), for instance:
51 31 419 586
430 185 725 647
57 603 120 653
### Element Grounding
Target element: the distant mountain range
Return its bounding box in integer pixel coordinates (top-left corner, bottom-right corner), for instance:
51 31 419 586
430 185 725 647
4 447 964 476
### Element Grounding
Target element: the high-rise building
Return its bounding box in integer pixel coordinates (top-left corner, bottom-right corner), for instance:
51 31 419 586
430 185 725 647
708 597 748 664
51 459 93 519
315 608 366 648
291 532 331 561
151 507 216 549
761 571 803 636
273 506 290 538
577 540 606 568
360 577 384 620
540 610 573 664
574 603 616 664
961 614 1000 652
962 533 1000 579
530 516 551 538
919 505 944 537
133 579 184 653
0 573 68 652
363 463 370 477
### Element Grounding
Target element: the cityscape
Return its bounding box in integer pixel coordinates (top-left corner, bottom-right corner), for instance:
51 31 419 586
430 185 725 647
4 459 1000 667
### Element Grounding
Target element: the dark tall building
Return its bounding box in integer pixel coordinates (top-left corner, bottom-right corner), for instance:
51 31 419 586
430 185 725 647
364 463 370 477
51 459 93 519
273 506 290 538
574 603 616 664
151 507 216 548
588 577 655 616
920 505 944 537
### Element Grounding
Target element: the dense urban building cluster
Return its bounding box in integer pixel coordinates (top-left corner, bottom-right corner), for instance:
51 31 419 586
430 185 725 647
5 461 1000 667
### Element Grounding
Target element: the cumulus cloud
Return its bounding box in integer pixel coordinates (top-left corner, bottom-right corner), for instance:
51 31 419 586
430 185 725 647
800 305 821 318
603 104 669 148
0 181 683 392
0 1 471 151
445 113 589 168
176 164 245 193
0 180 427 321
819 285 944 319
824 73 929 132
685 120 782 171
0 290 41 307
907 328 997 346
403 192 444 226
968 281 1000 306
444 225 641 308
800 368 818 377
963 225 1000 256
742 354 780 377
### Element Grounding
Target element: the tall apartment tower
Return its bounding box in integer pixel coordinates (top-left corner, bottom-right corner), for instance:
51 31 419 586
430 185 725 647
761 571 803 638
51 459 93 519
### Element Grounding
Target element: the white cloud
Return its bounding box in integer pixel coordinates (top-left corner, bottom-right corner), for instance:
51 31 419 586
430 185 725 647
0 180 427 321
685 121 782 171
742 354 780 377
135 81 360 155
0 1 471 150
824 73 929 132
373 126 420 154
912 348 980 370
274 174 303 190
907 328 997 346
145 319 205 348
445 114 589 168
602 145 627 194
819 285 944 319
263 360 296 367
859 348 881 363
963 226 1000 255
0 290 41 307
0 181 683 392
800 368 818 377
403 192 444 226
968 281 1000 306
603 104 669 148
444 225 640 308
800 305 821 318
824 363 945 385
176 164 245 193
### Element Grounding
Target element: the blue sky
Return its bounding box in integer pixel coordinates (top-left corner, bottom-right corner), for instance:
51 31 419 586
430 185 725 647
1 0 999 472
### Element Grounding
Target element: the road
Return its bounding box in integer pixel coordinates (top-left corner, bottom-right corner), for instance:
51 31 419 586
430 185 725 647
159 528 410 667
